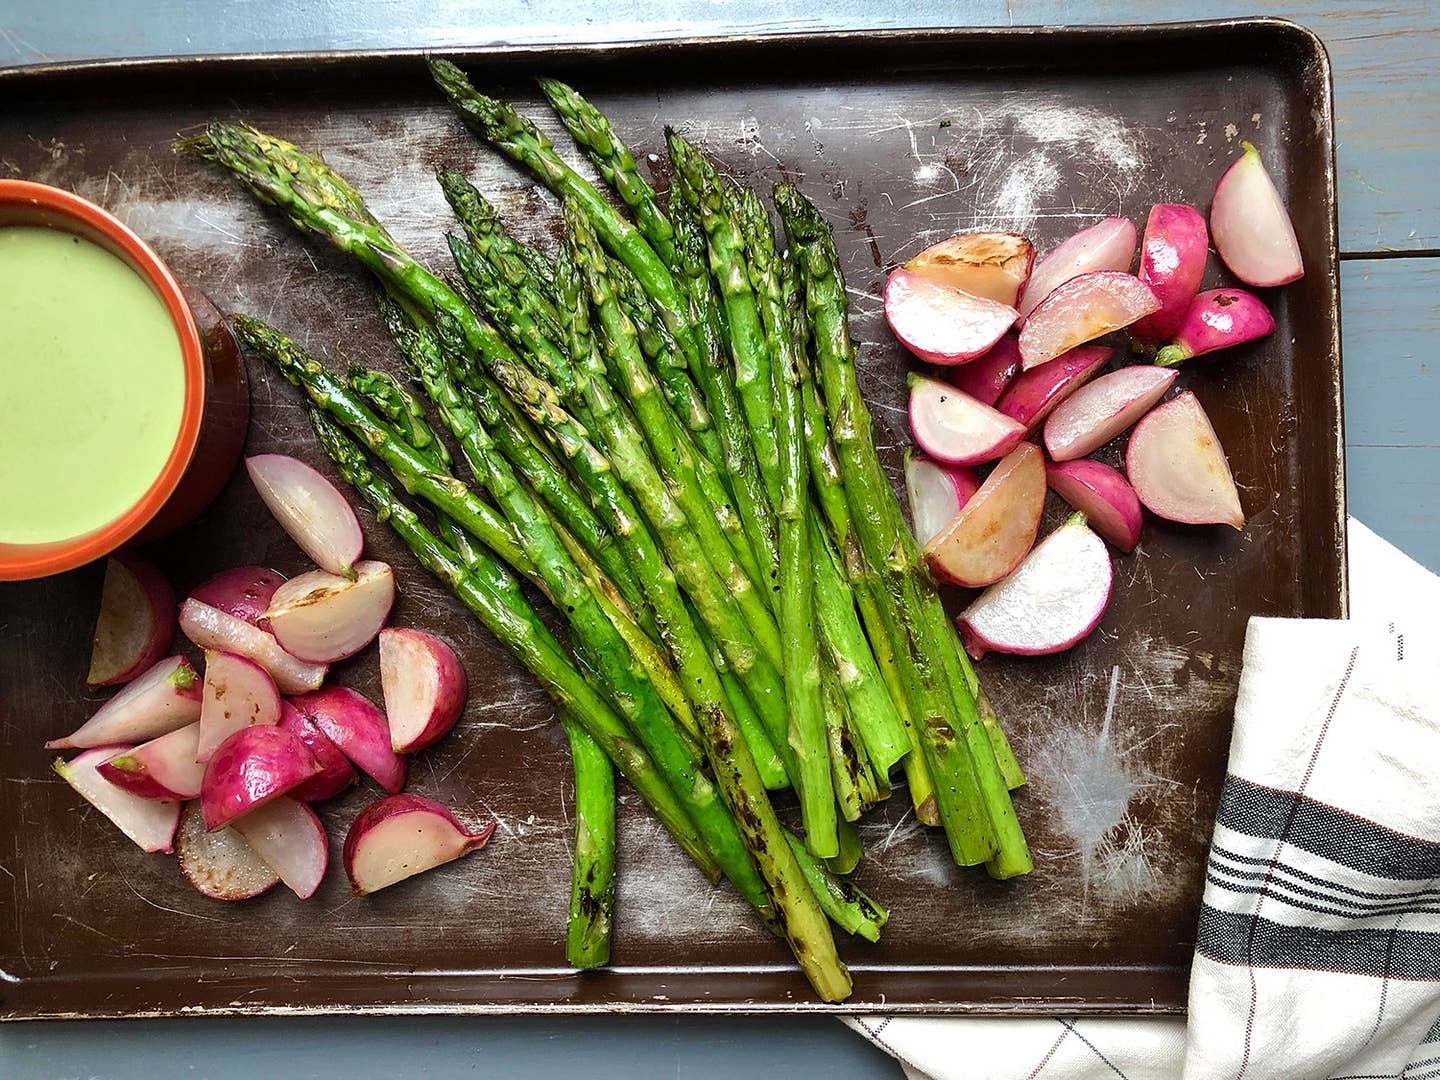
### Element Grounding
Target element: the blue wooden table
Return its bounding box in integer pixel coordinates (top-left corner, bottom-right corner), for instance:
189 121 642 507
2 3 1435 1077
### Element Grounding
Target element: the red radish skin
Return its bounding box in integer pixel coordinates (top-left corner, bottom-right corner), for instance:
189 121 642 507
995 345 1113 432
175 802 279 901
1155 288 1276 367
1127 391 1245 529
905 231 1035 307
923 443 1046 588
379 629 469 754
200 725 322 831
1044 365 1177 462
246 454 364 579
904 452 981 546
277 701 358 802
944 333 1021 406
86 553 176 688
189 566 286 628
179 598 328 694
196 650 283 763
1211 142 1304 287
1046 460 1144 553
884 268 1018 365
53 746 182 853
1132 204 1210 344
343 793 496 896
98 722 206 801
908 374 1026 466
1017 217 1137 319
265 561 395 664
291 686 406 795
1018 271 1160 370
46 655 201 750
232 796 329 900
958 514 1113 658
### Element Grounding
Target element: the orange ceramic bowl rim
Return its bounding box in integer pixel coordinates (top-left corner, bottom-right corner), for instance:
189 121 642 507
0 180 205 580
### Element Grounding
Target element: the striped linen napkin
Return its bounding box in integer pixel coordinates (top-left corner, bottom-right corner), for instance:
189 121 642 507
847 519 1440 1079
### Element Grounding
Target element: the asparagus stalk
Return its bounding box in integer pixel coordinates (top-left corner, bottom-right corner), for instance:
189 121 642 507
563 711 616 968
786 834 886 943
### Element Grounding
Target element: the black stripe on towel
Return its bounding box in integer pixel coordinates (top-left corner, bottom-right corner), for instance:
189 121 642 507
1197 905 1440 980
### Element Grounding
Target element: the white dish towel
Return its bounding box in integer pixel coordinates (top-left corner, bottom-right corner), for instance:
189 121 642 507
847 519 1440 1080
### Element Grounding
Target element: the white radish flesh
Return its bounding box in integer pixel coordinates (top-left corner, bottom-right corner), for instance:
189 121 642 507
179 598 327 694
908 374 1026 466
884 268 1018 365
1210 142 1304 287
905 231 1035 307
1127 391 1245 529
232 796 329 900
246 454 364 578
1046 460 1144 553
1018 271 1160 370
1017 217 1137 319
379 629 469 755
343 793 495 895
86 553 175 688
46 655 201 750
923 443 1046 588
265 561 395 664
196 650 283 763
53 746 182 853
175 802 279 901
904 453 980 546
98 722 206 801
1043 365 1177 462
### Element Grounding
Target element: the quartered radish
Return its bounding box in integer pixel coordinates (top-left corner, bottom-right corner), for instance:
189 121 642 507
189 565 286 628
1046 460 1144 553
196 650 283 764
343 793 496 896
1211 141 1304 287
53 746 182 853
958 513 1113 658
1132 203 1210 345
884 267 1018 365
86 552 175 688
944 333 1021 406
232 796 329 900
379 628 469 754
908 374 1026 466
924 443 1046 588
1127 391 1245 529
1017 217 1138 319
265 561 395 664
277 701 358 802
46 655 201 750
904 452 980 546
995 345 1112 432
290 686 406 794
98 722 206 801
201 725 322 831
175 802 279 901
1155 288 1275 367
1018 272 1160 369
179 598 327 695
246 454 364 578
905 231 1036 307
1044 365 1177 462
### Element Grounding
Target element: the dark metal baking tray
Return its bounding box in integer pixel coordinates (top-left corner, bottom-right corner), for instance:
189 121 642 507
0 17 1344 1018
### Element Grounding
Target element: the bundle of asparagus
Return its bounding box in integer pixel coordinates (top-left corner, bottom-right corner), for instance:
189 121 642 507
177 58 1028 1001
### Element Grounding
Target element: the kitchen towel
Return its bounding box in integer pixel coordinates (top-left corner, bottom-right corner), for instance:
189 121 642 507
847 519 1440 1079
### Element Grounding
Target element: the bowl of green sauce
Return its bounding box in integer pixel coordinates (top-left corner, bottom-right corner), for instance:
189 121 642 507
0 180 249 580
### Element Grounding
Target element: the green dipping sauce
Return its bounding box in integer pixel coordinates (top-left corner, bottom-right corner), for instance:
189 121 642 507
0 226 186 545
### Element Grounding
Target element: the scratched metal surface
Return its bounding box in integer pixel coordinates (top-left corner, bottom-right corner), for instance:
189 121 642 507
0 22 1344 1018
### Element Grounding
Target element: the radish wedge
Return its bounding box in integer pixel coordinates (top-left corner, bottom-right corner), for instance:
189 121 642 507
201 725 322 831
277 701 358 802
53 746 182 853
924 443 1045 588
190 566 286 628
904 452 980 546
1017 217 1137 319
1211 142 1304 287
175 802 279 901
86 553 176 688
1127 391 1245 529
98 722 206 801
958 513 1113 658
905 231 1035 307
246 454 364 579
1018 271 1160 370
945 333 1021 406
1044 365 1177 462
884 268 1018 365
908 374 1026 466
995 345 1112 432
179 598 328 694
291 686 406 794
1046 460 1144 553
1132 204 1210 345
46 655 201 750
265 561 395 664
232 797 329 900
1155 288 1275 367
197 650 283 764
343 794 495 896
379 629 469 754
